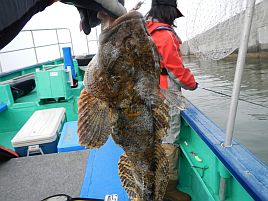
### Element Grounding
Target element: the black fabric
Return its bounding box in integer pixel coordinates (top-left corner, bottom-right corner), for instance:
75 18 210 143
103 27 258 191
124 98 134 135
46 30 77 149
77 8 101 35
62 0 103 35
76 54 95 66
152 0 177 7
151 0 183 17
41 194 103 201
11 79 36 101
161 68 169 75
0 0 49 31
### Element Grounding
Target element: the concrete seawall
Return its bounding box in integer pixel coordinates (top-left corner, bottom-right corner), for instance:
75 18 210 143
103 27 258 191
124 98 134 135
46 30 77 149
181 0 268 59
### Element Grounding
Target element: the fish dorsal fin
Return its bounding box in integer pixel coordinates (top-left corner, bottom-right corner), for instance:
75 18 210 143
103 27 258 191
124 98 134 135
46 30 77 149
154 143 169 201
77 89 112 149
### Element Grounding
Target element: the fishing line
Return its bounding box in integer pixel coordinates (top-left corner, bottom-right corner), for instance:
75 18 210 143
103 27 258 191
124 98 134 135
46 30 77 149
200 87 268 109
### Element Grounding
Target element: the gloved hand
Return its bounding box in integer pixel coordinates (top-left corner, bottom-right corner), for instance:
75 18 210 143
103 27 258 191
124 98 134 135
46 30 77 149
61 0 126 34
194 82 199 90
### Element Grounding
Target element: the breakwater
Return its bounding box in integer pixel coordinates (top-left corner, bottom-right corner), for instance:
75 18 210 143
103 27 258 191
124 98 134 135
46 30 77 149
181 0 268 59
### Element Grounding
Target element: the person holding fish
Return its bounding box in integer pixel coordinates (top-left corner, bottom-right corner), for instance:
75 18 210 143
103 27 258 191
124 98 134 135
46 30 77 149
146 0 198 201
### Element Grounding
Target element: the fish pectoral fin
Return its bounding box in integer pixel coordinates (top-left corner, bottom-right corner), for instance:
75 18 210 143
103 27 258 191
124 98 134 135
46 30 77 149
160 88 187 110
118 153 140 200
154 143 169 201
77 89 111 149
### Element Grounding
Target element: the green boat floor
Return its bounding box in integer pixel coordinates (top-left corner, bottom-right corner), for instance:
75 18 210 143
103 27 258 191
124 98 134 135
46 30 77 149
0 131 16 150
14 82 84 104
14 89 39 103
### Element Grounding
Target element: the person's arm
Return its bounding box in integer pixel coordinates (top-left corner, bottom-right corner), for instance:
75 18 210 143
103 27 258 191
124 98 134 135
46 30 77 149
0 0 126 50
154 31 197 90
0 0 57 49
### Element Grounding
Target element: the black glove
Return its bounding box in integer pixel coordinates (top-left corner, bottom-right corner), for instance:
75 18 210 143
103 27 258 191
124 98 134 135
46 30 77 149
194 82 199 90
61 0 102 34
77 8 100 35
61 0 126 35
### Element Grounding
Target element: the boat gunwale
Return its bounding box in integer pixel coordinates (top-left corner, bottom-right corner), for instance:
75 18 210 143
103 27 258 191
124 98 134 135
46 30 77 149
181 100 268 201
0 58 64 79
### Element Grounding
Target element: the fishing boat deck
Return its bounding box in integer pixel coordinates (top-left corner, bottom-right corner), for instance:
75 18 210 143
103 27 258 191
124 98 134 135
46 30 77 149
1 58 268 201
0 131 15 150
14 89 39 103
0 150 89 201
0 136 130 201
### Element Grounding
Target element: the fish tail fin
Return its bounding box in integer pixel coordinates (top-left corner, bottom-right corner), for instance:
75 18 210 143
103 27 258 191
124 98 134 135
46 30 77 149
77 89 111 149
154 143 169 201
118 153 141 200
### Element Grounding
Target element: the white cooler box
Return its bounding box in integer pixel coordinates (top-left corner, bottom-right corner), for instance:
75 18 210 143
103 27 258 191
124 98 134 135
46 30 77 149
11 108 66 157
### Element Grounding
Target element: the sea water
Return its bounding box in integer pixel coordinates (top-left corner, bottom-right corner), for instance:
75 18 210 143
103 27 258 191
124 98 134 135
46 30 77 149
182 56 268 166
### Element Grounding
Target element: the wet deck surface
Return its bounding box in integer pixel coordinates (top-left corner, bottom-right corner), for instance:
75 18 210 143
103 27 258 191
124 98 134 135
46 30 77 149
0 150 89 201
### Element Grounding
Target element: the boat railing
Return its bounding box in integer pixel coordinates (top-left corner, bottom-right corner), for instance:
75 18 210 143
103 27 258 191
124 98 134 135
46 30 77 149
0 28 74 73
85 28 99 54
0 64 64 85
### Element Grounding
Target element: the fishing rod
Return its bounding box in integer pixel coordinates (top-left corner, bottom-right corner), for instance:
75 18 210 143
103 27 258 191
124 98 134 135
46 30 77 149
200 87 268 109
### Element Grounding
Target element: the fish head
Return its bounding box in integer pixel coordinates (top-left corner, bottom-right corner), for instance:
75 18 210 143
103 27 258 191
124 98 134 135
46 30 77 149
83 11 161 105
97 11 161 101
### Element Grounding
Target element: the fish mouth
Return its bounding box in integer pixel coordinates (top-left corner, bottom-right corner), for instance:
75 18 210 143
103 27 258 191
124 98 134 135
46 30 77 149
99 11 144 41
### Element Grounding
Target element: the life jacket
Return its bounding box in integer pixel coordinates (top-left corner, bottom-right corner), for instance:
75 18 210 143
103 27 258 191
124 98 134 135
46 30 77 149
146 21 197 90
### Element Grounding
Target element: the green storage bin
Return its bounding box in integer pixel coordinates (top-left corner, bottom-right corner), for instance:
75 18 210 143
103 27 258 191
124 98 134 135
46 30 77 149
35 68 72 100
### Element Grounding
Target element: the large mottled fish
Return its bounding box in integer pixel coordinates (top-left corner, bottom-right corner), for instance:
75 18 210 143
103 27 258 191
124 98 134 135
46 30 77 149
78 11 170 201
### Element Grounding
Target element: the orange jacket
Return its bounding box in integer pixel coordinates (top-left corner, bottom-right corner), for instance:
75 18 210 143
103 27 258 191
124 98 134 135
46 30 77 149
146 21 197 90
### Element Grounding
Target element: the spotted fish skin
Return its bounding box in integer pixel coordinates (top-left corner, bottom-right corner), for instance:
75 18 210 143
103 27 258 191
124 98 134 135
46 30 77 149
78 11 169 201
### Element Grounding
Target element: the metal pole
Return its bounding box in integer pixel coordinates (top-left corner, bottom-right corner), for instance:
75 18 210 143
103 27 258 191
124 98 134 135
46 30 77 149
68 29 75 56
219 177 227 201
220 2 256 199
86 35 90 54
30 30 38 64
55 29 61 58
0 61 2 73
223 0 256 147
95 28 99 46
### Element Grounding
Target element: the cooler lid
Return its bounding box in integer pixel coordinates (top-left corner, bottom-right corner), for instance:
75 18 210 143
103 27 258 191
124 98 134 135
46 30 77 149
11 108 66 147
